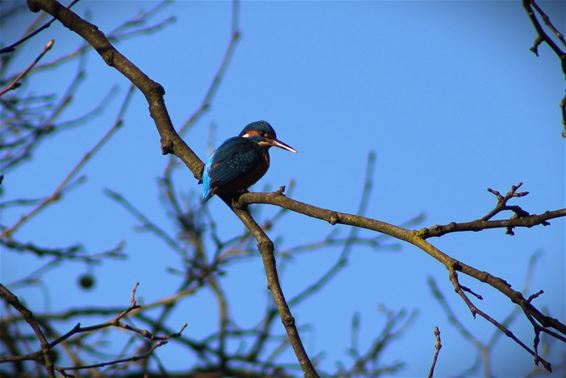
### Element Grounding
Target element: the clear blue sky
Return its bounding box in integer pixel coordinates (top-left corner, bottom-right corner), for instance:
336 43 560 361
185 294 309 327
2 1 565 376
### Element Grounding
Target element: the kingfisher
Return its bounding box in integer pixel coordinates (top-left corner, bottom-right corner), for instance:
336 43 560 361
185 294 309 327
202 120 297 202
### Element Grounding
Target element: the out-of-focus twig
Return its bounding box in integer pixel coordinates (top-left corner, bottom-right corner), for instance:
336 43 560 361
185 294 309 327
162 0 241 181
0 175 85 210
0 0 78 54
1 238 124 262
287 152 375 305
335 306 416 377
177 0 240 136
104 188 187 257
0 283 187 376
1 85 135 239
0 39 54 96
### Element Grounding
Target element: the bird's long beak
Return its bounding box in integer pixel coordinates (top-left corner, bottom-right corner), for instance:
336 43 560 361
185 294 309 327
269 138 297 153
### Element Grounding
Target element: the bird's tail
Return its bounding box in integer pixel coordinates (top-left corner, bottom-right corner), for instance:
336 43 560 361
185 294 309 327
201 169 214 203
202 190 214 203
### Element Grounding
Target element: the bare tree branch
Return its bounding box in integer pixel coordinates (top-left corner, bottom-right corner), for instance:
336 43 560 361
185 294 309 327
0 284 55 377
235 189 564 372
13 1 564 376
1 84 135 238
0 39 54 96
522 0 566 137
416 183 563 238
0 283 187 376
0 0 78 54
26 0 203 177
427 326 441 378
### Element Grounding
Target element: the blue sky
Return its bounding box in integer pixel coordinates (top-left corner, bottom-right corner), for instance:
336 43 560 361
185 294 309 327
2 0 565 376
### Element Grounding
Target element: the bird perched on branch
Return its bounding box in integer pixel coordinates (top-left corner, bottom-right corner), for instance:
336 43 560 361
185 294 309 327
202 120 297 202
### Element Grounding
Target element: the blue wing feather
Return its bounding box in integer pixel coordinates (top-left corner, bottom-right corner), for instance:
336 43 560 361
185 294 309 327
202 137 265 201
202 150 216 201
210 138 263 183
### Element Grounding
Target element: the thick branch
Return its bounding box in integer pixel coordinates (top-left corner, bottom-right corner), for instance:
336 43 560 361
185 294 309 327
236 191 566 356
416 209 564 238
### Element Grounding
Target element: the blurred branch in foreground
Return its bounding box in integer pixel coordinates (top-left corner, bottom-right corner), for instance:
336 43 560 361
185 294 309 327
0 283 186 378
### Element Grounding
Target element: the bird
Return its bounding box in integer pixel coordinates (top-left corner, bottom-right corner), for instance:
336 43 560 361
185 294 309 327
202 120 297 202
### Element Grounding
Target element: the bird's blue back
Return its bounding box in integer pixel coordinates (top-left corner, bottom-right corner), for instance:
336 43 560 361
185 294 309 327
202 137 267 201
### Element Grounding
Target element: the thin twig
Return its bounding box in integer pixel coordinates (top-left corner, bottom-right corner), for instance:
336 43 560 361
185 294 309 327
0 39 54 96
178 0 240 136
417 183 560 238
530 0 566 47
162 0 241 181
446 267 552 371
427 326 442 378
521 0 566 136
104 188 187 256
1 85 136 238
0 0 78 54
